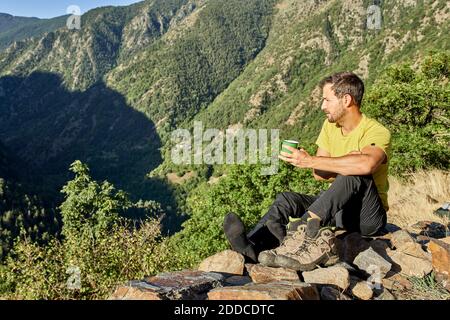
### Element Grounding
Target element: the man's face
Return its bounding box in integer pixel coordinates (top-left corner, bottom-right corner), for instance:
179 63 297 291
321 83 346 123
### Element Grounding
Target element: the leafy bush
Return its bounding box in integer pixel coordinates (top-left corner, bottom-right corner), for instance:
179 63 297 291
0 161 174 300
167 154 327 268
363 51 450 175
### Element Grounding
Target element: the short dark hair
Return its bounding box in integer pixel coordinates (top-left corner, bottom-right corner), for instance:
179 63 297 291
319 72 365 107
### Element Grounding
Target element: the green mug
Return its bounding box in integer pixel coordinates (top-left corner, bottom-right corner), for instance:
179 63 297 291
281 140 299 154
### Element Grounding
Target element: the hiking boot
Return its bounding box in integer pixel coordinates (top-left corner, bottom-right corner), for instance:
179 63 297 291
258 222 308 267
274 220 338 271
223 212 257 262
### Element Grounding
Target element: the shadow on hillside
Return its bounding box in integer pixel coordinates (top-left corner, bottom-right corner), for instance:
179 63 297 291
0 71 186 234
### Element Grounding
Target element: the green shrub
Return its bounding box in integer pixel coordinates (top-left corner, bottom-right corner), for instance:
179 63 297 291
0 161 174 300
167 156 327 268
364 51 450 175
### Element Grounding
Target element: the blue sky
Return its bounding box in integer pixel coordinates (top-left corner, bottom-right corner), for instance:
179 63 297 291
0 1 143 19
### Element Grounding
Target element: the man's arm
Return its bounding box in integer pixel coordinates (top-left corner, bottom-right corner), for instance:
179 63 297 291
280 144 387 176
313 147 337 181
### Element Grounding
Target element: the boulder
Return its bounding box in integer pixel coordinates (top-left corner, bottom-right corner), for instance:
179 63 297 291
198 250 245 275
349 276 373 300
382 273 412 291
428 239 450 275
224 276 253 287
439 236 450 245
110 270 225 300
110 284 164 300
302 266 350 290
390 230 416 250
247 264 300 284
208 281 319 300
375 288 396 300
408 221 447 239
387 250 433 278
396 241 431 261
353 247 392 279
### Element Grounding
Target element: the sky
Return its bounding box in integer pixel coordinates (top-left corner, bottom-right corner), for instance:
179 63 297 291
0 0 143 19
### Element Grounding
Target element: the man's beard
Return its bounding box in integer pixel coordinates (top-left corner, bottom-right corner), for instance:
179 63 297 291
326 105 346 123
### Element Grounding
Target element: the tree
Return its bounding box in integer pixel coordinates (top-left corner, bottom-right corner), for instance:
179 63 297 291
363 51 450 174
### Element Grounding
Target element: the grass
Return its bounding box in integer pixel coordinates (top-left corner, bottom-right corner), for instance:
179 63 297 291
407 272 450 300
386 170 450 300
387 169 450 229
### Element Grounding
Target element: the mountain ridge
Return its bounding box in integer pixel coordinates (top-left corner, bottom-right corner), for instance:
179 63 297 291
0 0 448 232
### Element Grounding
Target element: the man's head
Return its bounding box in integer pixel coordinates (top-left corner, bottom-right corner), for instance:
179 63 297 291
319 72 364 123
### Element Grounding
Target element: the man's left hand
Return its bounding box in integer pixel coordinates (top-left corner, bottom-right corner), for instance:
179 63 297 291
279 146 313 168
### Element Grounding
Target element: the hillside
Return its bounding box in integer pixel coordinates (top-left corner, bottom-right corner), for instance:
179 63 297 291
0 0 448 260
0 13 67 51
0 0 275 209
0 0 449 299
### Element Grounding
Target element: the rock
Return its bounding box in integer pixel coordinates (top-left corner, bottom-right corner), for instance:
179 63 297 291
349 276 373 300
353 247 392 279
245 263 255 273
375 288 396 300
433 202 450 220
428 239 450 275
320 286 352 300
369 239 391 260
110 283 164 300
338 232 371 263
333 261 358 274
408 221 447 239
198 250 245 275
396 241 431 261
434 273 450 292
416 235 432 246
224 276 252 287
302 266 350 290
387 250 433 278
111 270 225 300
391 230 416 249
208 281 319 300
247 264 300 284
350 280 373 300
382 273 412 291
438 236 450 245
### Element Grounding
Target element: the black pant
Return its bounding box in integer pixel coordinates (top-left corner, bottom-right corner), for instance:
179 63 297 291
246 174 387 255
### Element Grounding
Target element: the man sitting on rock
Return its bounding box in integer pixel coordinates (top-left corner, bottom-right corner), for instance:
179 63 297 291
223 71 391 271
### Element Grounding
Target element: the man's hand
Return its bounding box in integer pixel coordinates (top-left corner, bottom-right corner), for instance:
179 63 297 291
279 146 313 168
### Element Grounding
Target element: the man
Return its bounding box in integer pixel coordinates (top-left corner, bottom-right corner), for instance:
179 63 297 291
223 72 390 271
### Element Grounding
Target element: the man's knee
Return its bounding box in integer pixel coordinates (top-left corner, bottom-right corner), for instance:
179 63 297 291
274 191 295 202
333 174 372 188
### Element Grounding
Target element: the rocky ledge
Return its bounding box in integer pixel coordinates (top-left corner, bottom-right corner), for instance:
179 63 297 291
110 221 450 300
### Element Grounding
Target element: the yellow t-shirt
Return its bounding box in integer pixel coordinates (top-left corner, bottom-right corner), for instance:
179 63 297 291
315 113 391 212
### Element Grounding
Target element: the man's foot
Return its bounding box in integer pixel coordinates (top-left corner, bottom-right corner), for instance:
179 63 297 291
223 212 257 262
258 222 308 267
274 218 338 271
